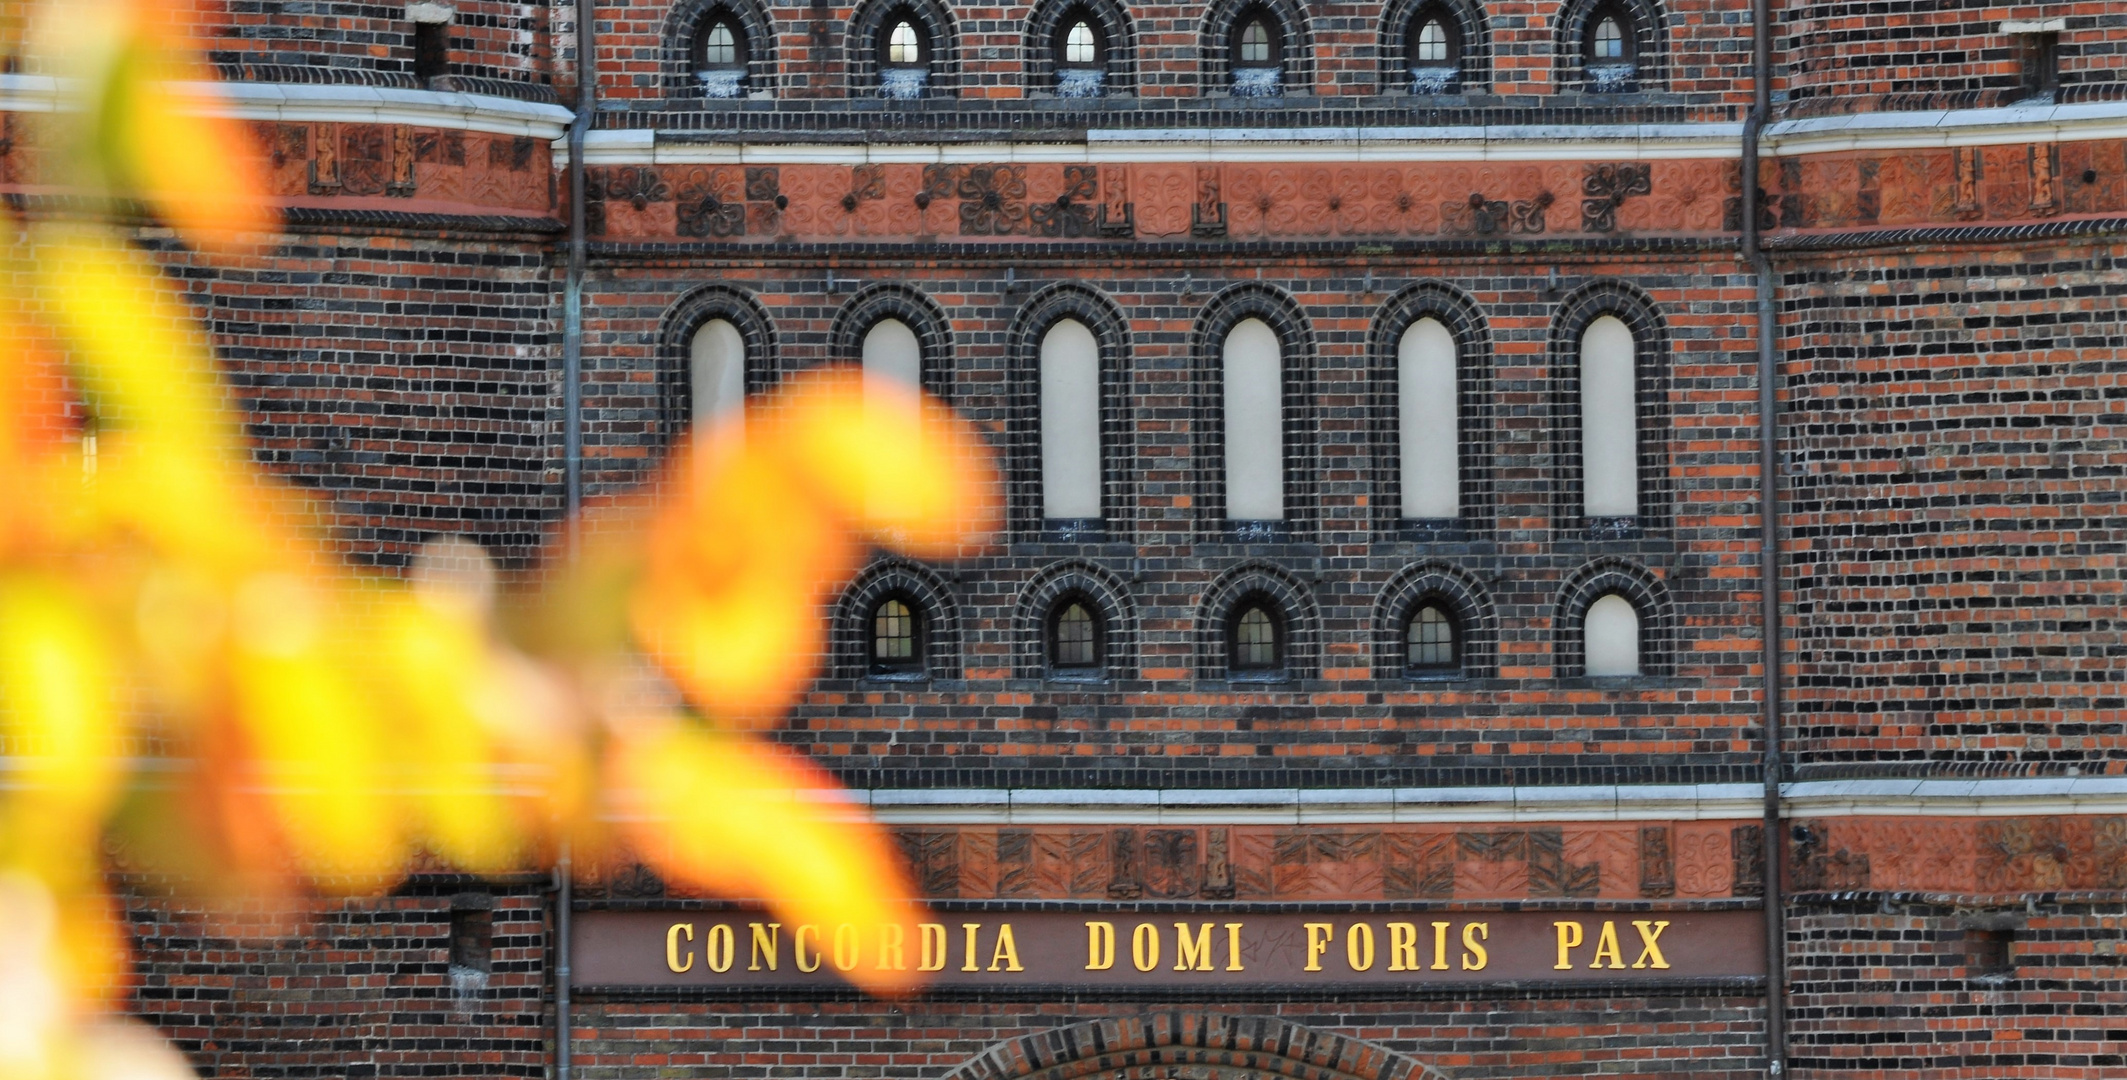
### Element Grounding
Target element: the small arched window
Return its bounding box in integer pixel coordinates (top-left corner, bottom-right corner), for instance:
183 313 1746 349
1040 318 1102 521
1230 10 1282 97
1407 7 1460 93
870 596 926 676
1055 12 1107 97
1580 314 1638 520
1050 599 1103 674
692 13 750 97
1230 600 1284 675
1407 603 1459 674
1223 317 1284 523
690 317 747 433
1583 5 1636 91
881 16 931 99
1398 316 1458 520
1584 593 1640 677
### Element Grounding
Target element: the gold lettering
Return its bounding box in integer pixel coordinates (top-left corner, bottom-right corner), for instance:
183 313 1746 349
749 923 781 972
1430 921 1451 971
961 924 981 973
1174 923 1213 972
706 924 734 973
1461 923 1489 971
1131 922 1160 972
1304 923 1334 972
1631 920 1671 970
1387 923 1418 972
1589 920 1624 969
1553 921 1584 970
666 923 695 973
918 924 947 972
1224 923 1245 972
1085 922 1115 970
833 924 860 972
795 925 822 973
876 924 905 971
989 924 1024 972
1346 923 1375 972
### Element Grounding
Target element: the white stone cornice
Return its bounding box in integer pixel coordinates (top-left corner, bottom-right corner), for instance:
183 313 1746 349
0 75 573 140
1760 100 2127 155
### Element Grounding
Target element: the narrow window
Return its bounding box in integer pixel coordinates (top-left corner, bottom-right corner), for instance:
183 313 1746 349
413 19 450 83
1592 16 1624 58
1230 601 1283 674
693 14 750 97
1408 7 1460 93
2018 32 2059 103
1965 928 2013 977
1407 603 1459 674
1055 13 1106 97
448 896 493 976
690 318 747 433
1039 318 1102 521
881 17 930 99
1398 316 1458 520
1223 318 1284 523
1584 6 1636 91
1580 314 1638 519
871 596 924 676
1051 600 1101 672
1231 11 1282 96
1584 593 1640 677
862 318 921 390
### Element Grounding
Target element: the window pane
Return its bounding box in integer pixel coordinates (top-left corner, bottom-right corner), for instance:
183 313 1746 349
1235 606 1278 669
875 599 916 661
889 21 920 64
690 318 747 434
1581 315 1638 517
1055 603 1097 667
1417 21 1447 62
1594 17 1624 58
1040 319 1102 520
1409 605 1456 669
1585 594 1640 677
1240 21 1271 63
704 23 737 66
1398 317 1458 520
1223 318 1284 521
1066 22 1097 64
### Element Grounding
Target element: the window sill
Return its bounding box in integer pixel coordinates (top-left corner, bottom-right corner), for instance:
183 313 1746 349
865 670 930 684
1039 518 1106 542
1582 516 1642 541
1045 670 1109 686
1227 671 1291 686
1228 519 1289 543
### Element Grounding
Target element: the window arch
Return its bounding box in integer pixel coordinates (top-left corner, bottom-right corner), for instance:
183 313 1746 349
1405 4 1461 93
849 0 958 101
1406 602 1460 674
1230 7 1284 96
1039 318 1102 521
869 595 927 677
1398 316 1458 520
1229 598 1285 676
1560 0 1660 93
1580 314 1638 520
1583 593 1640 677
1374 562 1494 680
690 317 747 432
1048 596 1105 675
691 9 751 97
863 317 922 390
664 0 775 99
1223 317 1285 523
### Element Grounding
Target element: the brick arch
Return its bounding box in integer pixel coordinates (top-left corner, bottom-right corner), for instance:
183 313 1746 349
1195 562 1321 681
1367 281 1494 534
1545 279 1673 537
1379 0 1493 94
1553 557 1675 679
1191 283 1318 540
847 0 962 99
1198 0 1317 96
940 1013 1449 1080
828 283 956 401
657 284 779 446
1374 561 1498 679
1023 0 1139 97
834 558 965 681
1011 560 1138 681
1553 0 1668 94
1005 283 1134 538
662 0 779 99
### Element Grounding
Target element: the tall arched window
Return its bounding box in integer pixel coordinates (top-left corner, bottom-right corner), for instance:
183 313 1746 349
690 318 747 432
1040 318 1102 521
1055 11 1107 97
1230 9 1282 96
870 595 926 676
1584 593 1640 677
863 318 921 390
880 15 931 99
1049 598 1103 674
1580 314 1638 519
1230 600 1284 675
692 11 750 97
1399 316 1458 520
1223 318 1284 523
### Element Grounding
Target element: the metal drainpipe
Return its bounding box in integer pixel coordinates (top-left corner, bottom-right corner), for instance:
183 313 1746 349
1740 0 1789 1074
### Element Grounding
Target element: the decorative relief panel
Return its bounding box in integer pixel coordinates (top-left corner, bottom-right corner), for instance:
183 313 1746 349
1761 141 2127 232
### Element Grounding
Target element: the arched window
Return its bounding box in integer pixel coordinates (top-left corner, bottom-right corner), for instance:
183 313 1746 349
881 15 930 99
862 318 921 390
1584 593 1640 677
1583 4 1636 91
1406 603 1459 674
1039 318 1102 521
870 596 926 676
1049 598 1103 673
1407 7 1460 93
1230 9 1282 96
1230 600 1284 675
1398 316 1458 520
692 12 750 97
1223 318 1284 523
690 317 747 432
1055 12 1107 97
1580 314 1638 519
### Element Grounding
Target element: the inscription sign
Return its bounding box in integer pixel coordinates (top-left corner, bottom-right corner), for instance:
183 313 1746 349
572 909 1763 990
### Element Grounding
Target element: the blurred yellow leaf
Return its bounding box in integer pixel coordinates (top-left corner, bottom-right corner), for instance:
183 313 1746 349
778 369 1001 555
